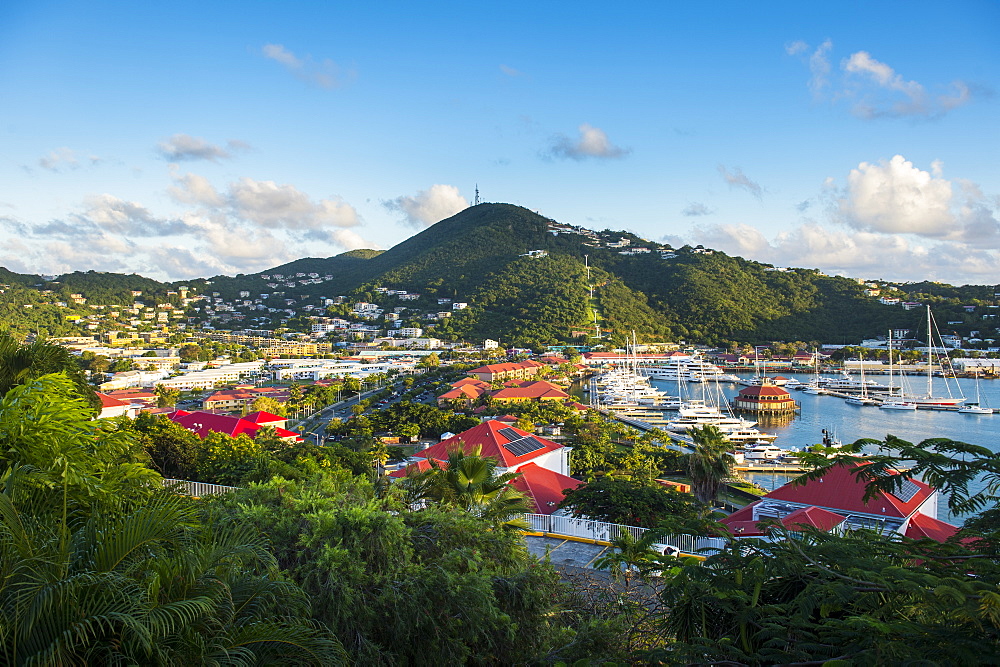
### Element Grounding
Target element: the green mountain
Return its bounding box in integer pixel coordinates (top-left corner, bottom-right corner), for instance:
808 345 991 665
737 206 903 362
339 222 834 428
303 203 945 346
2 203 997 346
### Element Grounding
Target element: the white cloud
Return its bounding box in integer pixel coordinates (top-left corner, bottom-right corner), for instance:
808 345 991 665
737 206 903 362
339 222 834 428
787 40 979 118
75 194 195 237
835 155 954 236
682 202 714 217
808 39 833 97
384 184 469 228
718 165 764 200
549 124 630 161
785 40 808 56
500 64 524 77
842 51 929 118
261 43 351 89
687 156 1000 284
38 147 79 172
167 172 226 207
156 134 248 162
227 177 360 229
262 43 301 68
829 155 1000 248
6 172 378 280
168 172 367 245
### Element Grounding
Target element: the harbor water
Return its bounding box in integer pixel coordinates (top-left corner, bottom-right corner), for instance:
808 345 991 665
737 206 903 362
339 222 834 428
648 373 1000 520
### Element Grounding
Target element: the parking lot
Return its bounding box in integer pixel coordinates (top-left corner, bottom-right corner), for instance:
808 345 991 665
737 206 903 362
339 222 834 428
525 535 609 570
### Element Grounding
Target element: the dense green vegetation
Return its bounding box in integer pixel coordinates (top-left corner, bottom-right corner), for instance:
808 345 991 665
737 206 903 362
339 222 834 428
4 332 1000 663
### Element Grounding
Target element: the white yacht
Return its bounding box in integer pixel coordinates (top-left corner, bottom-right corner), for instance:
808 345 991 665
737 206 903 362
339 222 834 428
744 444 785 460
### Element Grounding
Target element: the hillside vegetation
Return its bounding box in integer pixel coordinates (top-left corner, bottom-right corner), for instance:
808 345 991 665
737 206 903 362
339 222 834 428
2 203 997 346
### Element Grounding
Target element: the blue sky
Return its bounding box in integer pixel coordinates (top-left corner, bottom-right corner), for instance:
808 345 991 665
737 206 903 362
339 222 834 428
1 1 998 284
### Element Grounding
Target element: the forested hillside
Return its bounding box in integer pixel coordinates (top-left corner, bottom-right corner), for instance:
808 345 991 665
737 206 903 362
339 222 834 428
2 203 998 345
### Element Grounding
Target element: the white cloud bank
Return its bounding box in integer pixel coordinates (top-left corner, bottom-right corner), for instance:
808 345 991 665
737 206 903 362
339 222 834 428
687 156 1000 284
383 184 468 228
3 173 377 279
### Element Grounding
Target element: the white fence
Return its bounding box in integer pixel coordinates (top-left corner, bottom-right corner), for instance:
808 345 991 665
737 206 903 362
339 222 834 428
524 513 727 557
163 479 239 497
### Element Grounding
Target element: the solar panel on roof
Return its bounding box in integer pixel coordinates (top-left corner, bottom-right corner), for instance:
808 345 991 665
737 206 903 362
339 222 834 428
891 478 922 503
499 427 521 441
502 436 547 457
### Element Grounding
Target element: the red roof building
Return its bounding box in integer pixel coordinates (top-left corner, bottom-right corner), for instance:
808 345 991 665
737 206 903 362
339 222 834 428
97 392 131 419
510 463 583 515
391 421 578 514
104 389 158 413
243 410 289 429
467 360 544 383
166 410 303 442
489 380 569 403
732 379 798 415
202 386 290 412
415 420 569 474
721 463 958 541
436 383 489 409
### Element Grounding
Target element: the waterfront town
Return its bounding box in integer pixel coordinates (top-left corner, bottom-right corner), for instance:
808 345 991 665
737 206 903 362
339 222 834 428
4 1 999 659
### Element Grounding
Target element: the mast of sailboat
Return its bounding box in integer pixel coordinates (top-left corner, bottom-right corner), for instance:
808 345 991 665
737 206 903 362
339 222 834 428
887 330 893 395
926 305 933 398
859 349 867 400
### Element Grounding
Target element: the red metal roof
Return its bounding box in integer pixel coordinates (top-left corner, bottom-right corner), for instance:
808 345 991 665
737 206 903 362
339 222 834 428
780 506 847 532
97 392 129 408
415 420 562 469
738 385 792 398
765 463 934 519
490 381 568 400
904 513 960 541
244 410 286 425
510 462 582 514
166 410 302 442
468 360 544 375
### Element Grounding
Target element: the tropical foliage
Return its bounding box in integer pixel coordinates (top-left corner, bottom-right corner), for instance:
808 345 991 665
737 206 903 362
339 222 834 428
0 377 342 665
681 424 737 505
559 475 710 530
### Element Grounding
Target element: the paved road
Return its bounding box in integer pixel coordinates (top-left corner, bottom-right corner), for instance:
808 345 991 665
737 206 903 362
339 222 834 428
293 387 383 443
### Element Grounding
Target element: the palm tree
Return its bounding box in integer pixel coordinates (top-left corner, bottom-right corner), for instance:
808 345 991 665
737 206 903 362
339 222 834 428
0 473 344 665
593 529 675 582
426 444 532 528
0 331 97 408
682 425 736 506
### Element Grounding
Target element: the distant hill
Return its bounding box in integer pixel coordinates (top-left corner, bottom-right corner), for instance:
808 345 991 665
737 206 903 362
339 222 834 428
2 203 997 346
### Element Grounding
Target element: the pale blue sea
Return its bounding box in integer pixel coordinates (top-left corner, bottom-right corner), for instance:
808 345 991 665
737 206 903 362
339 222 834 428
649 373 1000 521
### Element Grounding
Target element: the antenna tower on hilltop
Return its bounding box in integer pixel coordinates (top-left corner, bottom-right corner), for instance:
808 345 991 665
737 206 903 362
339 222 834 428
474 184 480 206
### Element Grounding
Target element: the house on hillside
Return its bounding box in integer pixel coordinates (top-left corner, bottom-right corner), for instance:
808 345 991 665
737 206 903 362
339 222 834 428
721 463 958 541
391 421 580 515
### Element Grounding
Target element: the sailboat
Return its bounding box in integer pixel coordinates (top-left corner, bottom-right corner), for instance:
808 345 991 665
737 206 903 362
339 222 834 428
880 331 917 410
845 351 873 406
893 306 966 407
958 368 993 414
801 350 826 394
